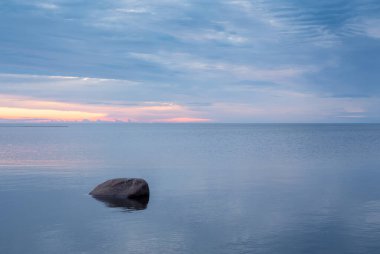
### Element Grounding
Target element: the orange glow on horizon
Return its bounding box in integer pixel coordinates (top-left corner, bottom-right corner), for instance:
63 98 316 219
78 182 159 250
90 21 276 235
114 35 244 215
0 94 211 123
0 107 105 121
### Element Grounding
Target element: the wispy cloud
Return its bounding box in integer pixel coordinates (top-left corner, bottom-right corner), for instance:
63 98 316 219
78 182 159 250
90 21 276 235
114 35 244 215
357 18 380 39
37 3 58 10
114 8 150 14
226 0 380 46
130 52 317 83
175 29 247 45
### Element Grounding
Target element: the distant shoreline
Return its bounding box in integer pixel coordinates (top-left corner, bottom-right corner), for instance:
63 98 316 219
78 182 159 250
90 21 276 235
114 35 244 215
0 125 68 128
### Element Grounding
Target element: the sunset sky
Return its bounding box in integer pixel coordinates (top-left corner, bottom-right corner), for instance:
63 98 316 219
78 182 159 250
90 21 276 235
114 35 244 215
1 0 380 122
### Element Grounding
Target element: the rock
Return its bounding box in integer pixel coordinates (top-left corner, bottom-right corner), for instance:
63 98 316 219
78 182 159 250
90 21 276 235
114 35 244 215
89 178 149 199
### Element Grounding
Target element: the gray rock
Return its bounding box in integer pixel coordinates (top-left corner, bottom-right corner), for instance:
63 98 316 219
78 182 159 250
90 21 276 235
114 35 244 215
89 178 149 199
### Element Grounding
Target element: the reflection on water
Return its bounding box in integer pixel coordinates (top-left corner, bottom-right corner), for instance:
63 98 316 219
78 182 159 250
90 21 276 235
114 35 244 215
1 124 380 254
92 196 149 211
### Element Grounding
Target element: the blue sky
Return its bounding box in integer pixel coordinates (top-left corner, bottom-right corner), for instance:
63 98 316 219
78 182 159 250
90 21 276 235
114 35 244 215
0 0 380 122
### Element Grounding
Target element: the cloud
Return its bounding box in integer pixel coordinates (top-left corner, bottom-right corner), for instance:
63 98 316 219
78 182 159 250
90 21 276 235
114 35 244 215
175 29 247 44
360 19 380 39
130 52 317 83
0 73 142 103
0 73 138 86
114 8 150 14
227 0 380 46
35 2 59 10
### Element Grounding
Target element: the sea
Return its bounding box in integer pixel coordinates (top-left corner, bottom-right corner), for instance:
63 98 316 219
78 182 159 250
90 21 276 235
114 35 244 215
1 123 380 254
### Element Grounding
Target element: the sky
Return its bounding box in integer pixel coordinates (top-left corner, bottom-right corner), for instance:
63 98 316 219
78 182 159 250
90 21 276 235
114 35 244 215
0 0 380 123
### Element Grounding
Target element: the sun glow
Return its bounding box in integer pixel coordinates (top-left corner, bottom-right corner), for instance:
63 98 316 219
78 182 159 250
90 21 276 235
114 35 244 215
0 94 211 123
0 107 105 121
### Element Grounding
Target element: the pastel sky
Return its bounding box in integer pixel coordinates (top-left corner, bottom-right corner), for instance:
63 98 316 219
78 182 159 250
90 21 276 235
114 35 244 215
1 0 380 122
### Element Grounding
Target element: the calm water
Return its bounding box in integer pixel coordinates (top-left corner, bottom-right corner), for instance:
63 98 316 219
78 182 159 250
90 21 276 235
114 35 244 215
1 124 380 254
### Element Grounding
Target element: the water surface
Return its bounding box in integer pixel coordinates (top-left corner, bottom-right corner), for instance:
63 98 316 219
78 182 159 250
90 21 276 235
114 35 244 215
1 124 380 253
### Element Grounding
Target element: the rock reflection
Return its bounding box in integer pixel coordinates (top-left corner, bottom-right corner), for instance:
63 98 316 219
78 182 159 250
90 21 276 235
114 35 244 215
92 196 149 211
